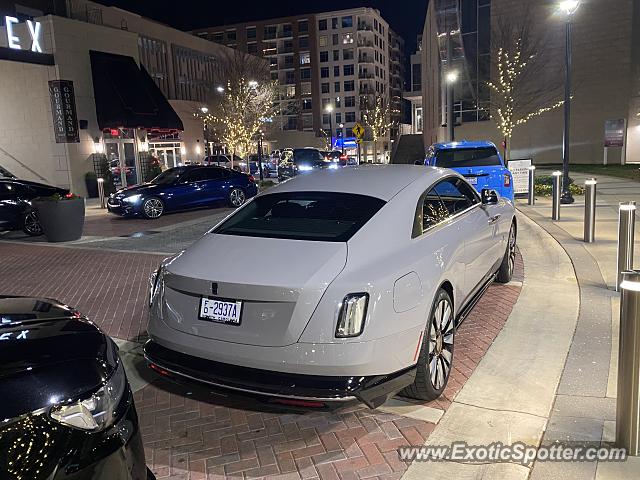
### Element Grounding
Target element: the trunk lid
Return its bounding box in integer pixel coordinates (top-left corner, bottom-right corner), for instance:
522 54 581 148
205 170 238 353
452 165 506 193
162 233 347 347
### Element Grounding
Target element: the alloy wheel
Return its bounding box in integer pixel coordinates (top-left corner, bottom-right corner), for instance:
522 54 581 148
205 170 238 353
230 189 246 207
507 226 516 278
143 198 164 219
428 297 454 390
23 211 42 236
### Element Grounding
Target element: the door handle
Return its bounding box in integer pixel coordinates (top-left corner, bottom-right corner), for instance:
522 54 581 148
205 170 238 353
488 214 501 224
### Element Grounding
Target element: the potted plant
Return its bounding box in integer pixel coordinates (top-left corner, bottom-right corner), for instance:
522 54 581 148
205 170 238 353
85 171 98 198
32 193 85 242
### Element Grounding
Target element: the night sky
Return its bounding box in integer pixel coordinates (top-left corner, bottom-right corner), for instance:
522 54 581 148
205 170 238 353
103 0 427 54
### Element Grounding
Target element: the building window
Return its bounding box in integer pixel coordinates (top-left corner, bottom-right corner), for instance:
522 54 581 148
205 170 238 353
212 32 223 43
299 36 309 48
344 80 355 91
284 116 298 130
247 42 257 54
333 49 340 61
321 67 330 78
298 20 309 32
322 98 331 108
333 34 339 45
285 71 295 84
226 29 236 41
343 64 354 76
301 82 312 95
284 55 294 68
300 67 311 80
334 81 341 93
302 98 312 110
264 25 276 39
303 114 313 129
333 66 340 77
322 113 331 125
335 96 341 108
283 23 292 37
319 36 328 47
342 33 354 44
138 36 169 97
332 17 339 29
335 112 342 123
412 64 421 91
300 52 311 64
320 51 329 62
246 27 256 39
345 111 356 123
283 85 296 98
345 96 355 107
343 48 354 60
321 82 330 93
319 19 327 30
342 16 353 28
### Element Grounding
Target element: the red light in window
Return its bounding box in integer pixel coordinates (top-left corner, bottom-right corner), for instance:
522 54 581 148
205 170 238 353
110 128 119 137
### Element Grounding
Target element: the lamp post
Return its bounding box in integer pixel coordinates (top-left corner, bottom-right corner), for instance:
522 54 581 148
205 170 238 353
446 71 458 142
326 104 334 151
339 123 345 155
559 0 580 204
200 106 209 158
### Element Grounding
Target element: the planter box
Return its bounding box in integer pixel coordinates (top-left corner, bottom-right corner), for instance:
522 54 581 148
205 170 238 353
33 197 85 242
85 178 98 198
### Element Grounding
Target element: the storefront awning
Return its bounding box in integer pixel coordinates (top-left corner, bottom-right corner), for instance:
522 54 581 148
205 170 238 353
89 50 183 131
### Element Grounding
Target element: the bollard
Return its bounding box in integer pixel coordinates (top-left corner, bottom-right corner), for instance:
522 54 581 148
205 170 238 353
583 178 597 243
552 171 562 221
617 202 636 291
527 166 536 205
616 270 640 456
97 177 106 209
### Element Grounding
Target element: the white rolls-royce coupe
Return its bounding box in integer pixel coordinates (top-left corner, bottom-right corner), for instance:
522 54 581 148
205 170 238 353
144 165 516 408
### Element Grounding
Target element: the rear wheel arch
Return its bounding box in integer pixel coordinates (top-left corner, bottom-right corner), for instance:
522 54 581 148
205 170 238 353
439 280 454 318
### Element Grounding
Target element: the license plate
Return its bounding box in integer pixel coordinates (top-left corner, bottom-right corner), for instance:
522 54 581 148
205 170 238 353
466 177 478 185
199 298 243 325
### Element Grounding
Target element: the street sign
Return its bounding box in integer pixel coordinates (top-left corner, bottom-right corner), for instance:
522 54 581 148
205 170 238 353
355 137 362 144
604 119 626 147
507 158 532 195
352 122 365 139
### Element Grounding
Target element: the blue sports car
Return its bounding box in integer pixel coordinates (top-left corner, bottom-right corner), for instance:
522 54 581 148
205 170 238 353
107 165 258 219
424 141 514 201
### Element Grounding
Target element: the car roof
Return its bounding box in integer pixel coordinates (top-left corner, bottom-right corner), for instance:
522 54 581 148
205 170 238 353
271 165 447 201
434 140 497 150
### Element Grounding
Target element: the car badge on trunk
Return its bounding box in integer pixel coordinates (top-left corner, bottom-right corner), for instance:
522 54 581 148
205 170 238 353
211 282 218 295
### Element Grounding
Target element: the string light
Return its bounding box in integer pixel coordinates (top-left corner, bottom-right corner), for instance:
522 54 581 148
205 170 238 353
361 94 395 160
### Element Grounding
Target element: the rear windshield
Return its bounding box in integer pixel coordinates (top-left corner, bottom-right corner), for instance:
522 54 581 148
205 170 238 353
214 192 386 242
293 149 322 165
435 147 502 168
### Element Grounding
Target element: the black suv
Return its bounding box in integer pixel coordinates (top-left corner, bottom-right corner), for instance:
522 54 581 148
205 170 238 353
0 178 68 236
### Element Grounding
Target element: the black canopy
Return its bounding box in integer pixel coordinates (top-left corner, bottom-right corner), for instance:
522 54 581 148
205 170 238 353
89 50 183 131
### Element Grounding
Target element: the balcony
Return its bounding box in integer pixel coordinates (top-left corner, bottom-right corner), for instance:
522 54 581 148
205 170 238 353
358 72 374 79
358 41 374 49
357 22 373 31
358 55 374 63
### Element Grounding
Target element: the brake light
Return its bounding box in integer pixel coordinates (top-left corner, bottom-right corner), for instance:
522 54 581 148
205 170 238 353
503 173 511 187
65 193 75 198
149 363 171 376
248 175 256 183
340 154 348 160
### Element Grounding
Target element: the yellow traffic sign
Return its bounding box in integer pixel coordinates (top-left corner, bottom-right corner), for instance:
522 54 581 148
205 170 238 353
355 137 362 144
353 122 365 139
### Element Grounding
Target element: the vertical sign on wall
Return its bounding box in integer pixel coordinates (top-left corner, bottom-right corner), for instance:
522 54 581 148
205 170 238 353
508 158 533 195
48 80 79 143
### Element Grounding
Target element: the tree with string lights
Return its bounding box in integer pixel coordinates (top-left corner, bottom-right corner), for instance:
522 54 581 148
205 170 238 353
194 50 277 169
360 94 394 163
488 11 565 160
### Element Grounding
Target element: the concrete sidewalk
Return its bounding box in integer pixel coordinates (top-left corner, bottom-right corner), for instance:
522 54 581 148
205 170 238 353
519 171 640 478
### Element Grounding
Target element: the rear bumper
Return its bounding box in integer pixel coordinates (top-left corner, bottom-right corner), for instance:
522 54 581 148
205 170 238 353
143 340 416 408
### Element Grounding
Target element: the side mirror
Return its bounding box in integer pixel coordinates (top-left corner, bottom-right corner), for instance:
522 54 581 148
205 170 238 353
414 159 425 166
481 189 499 205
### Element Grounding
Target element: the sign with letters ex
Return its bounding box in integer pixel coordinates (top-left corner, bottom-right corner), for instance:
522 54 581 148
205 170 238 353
48 80 79 143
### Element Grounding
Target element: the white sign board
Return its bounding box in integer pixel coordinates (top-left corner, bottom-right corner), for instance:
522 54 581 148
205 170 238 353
508 158 532 195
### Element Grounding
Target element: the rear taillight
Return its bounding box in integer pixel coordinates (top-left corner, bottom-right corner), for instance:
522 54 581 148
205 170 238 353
248 175 256 183
503 173 511 187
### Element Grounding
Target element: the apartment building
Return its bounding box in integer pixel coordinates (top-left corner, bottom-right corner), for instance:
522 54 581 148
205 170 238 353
192 7 404 161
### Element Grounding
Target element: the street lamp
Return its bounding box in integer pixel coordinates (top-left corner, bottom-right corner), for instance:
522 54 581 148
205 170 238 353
248 80 258 88
446 71 458 142
216 86 224 93
325 104 334 151
339 123 345 155
559 0 579 204
200 106 209 157
200 106 208 114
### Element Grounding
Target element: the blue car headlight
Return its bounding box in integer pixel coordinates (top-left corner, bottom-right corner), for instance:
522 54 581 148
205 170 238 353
123 194 142 204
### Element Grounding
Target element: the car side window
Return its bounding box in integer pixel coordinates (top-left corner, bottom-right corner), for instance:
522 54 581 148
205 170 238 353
433 178 478 215
203 168 225 180
422 188 449 230
184 169 208 183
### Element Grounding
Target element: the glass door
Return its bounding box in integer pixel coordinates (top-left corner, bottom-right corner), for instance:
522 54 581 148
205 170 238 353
104 140 139 188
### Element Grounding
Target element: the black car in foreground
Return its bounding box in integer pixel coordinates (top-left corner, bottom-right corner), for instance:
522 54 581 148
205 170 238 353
0 296 152 479
0 178 68 236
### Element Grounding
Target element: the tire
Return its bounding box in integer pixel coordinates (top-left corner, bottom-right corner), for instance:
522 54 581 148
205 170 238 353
401 288 455 401
142 197 164 219
22 209 43 236
496 222 517 284
229 188 246 208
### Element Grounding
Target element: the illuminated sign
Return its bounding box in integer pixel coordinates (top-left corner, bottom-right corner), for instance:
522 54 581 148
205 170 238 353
4 16 42 52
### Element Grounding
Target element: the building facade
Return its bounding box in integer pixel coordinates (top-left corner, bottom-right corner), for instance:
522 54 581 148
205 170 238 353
422 0 639 165
0 0 258 195
192 7 405 162
406 35 423 135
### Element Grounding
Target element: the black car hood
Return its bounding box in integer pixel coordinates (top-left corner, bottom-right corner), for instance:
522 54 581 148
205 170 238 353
0 297 118 420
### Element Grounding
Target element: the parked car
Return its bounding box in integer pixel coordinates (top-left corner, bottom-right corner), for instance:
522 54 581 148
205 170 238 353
423 141 514 200
247 154 277 178
0 177 69 236
107 165 258 219
278 148 333 180
0 296 152 479
144 165 516 408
